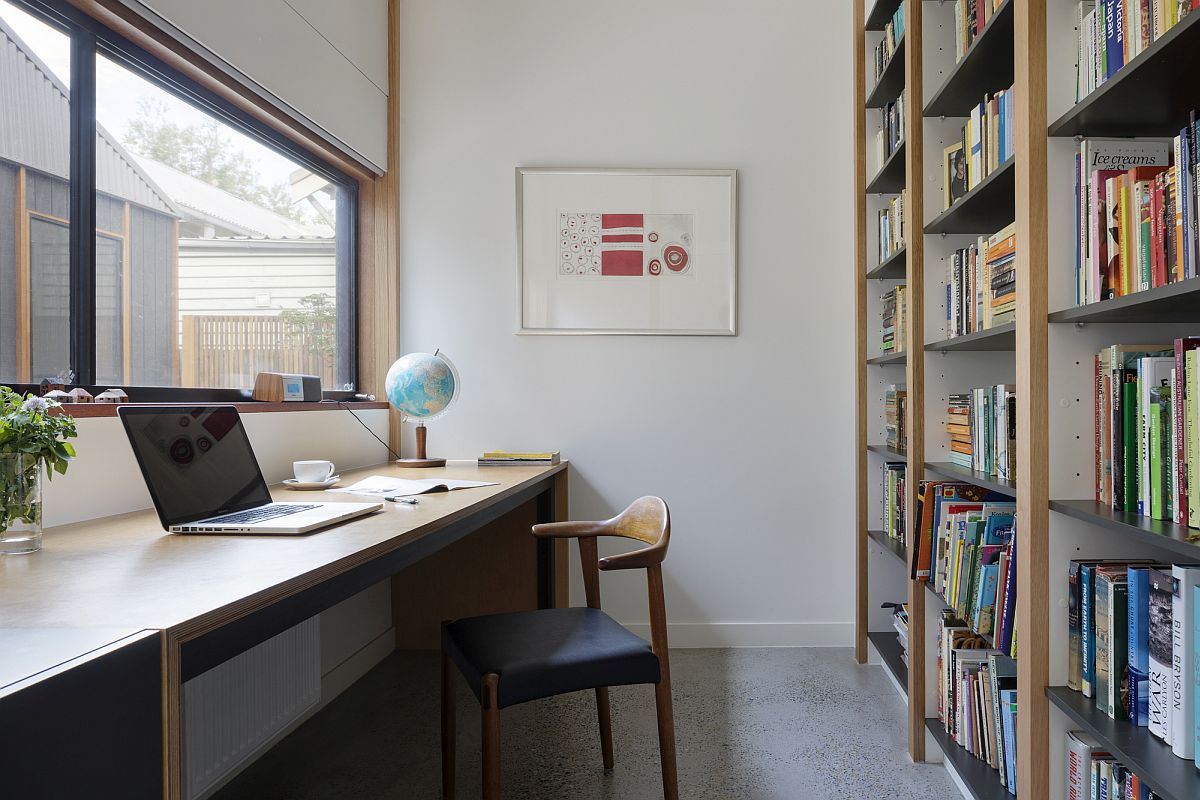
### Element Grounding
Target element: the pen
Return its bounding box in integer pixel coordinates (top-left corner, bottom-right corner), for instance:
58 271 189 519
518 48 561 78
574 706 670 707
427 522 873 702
386 496 419 504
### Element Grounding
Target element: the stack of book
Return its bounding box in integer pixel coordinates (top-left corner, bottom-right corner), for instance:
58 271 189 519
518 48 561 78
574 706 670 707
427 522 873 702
1092 339 1200 527
872 0 905 86
892 603 910 667
944 222 1017 337
1067 560 1200 766
942 85 1014 210
880 285 907 353
1073 136 1199 306
936 609 1019 790
883 462 906 542
875 95 905 167
1075 1 1194 103
878 190 906 263
947 393 973 467
885 384 907 452
912 481 1018 654
952 0 1006 61
477 451 561 467
1065 730 1159 799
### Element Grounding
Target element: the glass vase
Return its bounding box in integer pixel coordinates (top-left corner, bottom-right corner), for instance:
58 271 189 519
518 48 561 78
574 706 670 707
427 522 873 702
0 453 43 555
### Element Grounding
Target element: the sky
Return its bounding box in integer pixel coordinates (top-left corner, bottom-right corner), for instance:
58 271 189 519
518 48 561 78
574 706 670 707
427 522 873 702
0 0 302 190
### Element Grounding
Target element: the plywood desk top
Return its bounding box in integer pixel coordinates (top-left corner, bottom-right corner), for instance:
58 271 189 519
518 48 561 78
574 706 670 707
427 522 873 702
0 462 566 637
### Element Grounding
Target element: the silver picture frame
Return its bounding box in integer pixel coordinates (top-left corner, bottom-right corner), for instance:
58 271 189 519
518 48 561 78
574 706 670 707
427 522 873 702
516 167 738 335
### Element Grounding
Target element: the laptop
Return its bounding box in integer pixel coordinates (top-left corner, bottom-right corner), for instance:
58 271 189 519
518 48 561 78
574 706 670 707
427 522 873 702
119 406 382 534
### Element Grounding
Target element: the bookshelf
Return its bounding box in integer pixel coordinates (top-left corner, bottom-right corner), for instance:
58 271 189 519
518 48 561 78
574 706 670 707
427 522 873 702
867 141 907 193
868 630 909 694
855 0 1043 794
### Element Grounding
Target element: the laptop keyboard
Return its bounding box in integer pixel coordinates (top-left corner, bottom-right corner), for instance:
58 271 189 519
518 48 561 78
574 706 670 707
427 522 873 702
206 504 318 525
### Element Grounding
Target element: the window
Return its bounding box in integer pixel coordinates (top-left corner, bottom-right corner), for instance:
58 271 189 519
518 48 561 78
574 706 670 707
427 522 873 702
0 0 357 393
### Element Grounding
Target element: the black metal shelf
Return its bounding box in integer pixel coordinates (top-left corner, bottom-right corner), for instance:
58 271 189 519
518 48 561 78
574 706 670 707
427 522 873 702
923 461 1015 497
926 322 1016 352
867 443 907 461
1047 686 1199 800
867 351 907 366
867 529 907 566
868 247 906 280
867 631 908 694
1047 277 1200 323
866 141 906 194
1050 499 1200 560
865 0 904 32
924 719 1011 800
1048 11 1200 138
923 0 1014 119
866 38 906 109
924 158 1014 235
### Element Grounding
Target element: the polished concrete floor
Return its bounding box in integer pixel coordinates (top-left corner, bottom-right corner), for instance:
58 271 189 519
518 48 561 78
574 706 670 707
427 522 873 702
215 648 961 800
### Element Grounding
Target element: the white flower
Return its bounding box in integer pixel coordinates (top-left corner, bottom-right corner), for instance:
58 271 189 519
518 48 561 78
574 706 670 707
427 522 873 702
20 396 50 414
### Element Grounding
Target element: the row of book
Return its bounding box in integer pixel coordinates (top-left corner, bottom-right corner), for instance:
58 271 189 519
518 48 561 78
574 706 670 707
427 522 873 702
936 609 1019 792
885 384 907 452
880 285 908 353
946 385 1016 479
1092 339 1200 527
941 85 1014 211
1067 729 1159 800
944 222 1017 337
882 462 906 541
1073 134 1200 306
910 479 1018 650
476 451 561 466
874 95 904 170
1074 1 1196 103
872 0 905 86
877 190 906 264
951 0 1006 62
1067 560 1200 764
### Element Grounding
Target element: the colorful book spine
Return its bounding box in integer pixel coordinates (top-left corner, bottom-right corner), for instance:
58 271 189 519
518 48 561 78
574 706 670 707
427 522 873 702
1172 565 1200 758
1128 565 1151 726
1149 567 1174 742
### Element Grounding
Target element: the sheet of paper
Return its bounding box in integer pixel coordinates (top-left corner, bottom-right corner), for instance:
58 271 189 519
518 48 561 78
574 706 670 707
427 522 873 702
328 476 498 498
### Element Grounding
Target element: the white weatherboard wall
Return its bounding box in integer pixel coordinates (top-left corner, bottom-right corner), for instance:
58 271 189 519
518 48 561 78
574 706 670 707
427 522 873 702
401 0 856 647
121 0 387 171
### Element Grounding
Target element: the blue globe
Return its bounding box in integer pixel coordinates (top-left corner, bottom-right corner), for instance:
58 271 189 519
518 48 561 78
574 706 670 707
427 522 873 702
385 352 458 420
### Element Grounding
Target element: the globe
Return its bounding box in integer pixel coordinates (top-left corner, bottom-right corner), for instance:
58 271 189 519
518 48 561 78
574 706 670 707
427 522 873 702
384 351 459 421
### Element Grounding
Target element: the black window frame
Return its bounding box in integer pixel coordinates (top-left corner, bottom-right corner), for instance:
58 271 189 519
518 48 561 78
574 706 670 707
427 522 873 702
7 0 359 397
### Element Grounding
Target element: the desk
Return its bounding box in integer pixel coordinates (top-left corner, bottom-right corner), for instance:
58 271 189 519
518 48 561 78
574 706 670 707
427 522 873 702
0 461 568 799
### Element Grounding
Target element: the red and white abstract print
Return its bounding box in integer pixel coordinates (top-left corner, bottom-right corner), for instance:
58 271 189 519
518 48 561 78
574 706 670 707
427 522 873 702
558 212 693 278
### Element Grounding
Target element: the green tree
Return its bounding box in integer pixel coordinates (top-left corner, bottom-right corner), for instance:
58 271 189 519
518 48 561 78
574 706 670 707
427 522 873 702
122 98 306 222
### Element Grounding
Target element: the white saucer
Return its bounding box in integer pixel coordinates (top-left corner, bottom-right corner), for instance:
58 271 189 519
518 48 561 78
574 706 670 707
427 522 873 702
283 475 340 490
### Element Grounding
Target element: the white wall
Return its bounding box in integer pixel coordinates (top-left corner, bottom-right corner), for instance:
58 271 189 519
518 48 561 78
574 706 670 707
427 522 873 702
122 0 388 171
400 0 856 646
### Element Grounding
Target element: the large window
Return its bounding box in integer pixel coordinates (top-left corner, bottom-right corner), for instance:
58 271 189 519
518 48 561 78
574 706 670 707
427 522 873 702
0 0 357 393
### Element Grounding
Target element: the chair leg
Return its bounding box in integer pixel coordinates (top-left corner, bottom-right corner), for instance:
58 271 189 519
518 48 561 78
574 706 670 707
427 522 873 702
482 674 501 800
595 687 614 769
654 679 679 800
441 651 456 800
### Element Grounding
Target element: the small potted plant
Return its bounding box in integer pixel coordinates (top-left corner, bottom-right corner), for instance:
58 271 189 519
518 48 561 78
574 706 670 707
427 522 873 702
0 387 78 554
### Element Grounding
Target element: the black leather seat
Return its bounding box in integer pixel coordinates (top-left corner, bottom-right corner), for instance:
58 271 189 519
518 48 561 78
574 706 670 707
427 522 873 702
442 607 661 709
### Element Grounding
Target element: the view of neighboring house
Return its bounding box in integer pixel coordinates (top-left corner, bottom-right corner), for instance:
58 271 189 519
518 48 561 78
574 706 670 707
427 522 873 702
0 17 339 389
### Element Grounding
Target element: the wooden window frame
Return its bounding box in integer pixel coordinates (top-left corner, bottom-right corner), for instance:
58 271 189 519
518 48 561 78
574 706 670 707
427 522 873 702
6 0 399 415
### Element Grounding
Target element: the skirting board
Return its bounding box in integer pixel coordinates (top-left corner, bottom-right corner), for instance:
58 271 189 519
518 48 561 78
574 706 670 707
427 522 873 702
622 622 853 648
194 626 396 800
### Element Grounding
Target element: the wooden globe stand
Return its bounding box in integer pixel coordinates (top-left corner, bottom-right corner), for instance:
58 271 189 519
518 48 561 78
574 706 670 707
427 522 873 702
396 424 446 468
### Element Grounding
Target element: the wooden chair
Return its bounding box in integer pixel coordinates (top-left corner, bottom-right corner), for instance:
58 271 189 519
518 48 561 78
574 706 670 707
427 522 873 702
440 496 677 800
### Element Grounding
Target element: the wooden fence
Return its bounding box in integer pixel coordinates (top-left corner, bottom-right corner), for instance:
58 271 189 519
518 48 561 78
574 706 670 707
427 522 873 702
180 315 335 389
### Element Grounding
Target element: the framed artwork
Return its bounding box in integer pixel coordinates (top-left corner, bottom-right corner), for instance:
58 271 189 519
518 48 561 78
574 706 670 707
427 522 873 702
516 168 737 335
943 142 967 209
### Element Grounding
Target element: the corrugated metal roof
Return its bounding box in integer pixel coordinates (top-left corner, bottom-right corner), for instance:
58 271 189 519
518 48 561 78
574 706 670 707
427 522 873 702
131 153 333 239
0 17 177 215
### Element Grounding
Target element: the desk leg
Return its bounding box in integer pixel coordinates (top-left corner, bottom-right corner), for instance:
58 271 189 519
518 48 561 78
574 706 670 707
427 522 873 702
536 469 570 609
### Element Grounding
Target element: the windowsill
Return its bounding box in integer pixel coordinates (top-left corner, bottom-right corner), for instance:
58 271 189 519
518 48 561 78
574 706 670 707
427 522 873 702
50 400 390 418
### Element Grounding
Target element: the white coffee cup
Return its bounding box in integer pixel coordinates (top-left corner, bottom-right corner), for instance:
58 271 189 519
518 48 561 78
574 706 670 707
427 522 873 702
294 460 335 483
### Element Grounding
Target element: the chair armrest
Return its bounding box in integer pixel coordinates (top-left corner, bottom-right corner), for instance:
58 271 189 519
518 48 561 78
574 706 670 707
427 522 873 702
531 520 604 539
598 542 667 571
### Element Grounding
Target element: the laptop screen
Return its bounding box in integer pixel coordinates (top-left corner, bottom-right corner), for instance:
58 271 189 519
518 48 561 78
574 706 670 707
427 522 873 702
118 406 273 528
